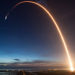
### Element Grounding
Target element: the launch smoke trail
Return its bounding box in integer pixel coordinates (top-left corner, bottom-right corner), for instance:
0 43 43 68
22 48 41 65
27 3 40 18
5 1 74 71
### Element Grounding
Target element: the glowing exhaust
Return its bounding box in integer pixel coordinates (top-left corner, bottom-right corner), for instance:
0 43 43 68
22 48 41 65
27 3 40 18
5 1 74 71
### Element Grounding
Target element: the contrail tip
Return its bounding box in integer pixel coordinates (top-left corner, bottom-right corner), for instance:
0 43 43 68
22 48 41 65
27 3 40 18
5 16 7 20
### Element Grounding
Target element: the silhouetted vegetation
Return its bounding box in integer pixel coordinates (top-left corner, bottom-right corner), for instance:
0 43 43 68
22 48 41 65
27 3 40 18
0 70 75 75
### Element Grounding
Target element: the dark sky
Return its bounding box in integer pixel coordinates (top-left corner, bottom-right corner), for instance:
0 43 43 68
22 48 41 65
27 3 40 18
0 0 75 65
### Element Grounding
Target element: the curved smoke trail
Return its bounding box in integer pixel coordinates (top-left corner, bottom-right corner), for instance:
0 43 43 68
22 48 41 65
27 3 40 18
5 1 74 71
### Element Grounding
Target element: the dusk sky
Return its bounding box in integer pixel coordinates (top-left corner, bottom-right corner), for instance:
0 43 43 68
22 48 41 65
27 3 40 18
0 0 75 67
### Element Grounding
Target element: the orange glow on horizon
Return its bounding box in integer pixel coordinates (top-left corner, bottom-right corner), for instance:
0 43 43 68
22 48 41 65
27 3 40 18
5 1 74 71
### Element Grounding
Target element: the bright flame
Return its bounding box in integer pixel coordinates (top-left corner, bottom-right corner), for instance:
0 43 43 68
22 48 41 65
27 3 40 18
71 67 74 72
5 1 74 71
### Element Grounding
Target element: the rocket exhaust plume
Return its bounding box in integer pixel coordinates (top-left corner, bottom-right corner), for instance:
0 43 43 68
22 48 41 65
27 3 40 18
5 1 74 71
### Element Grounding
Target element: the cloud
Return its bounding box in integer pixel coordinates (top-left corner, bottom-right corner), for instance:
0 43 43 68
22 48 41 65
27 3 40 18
0 60 67 69
13 59 21 62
